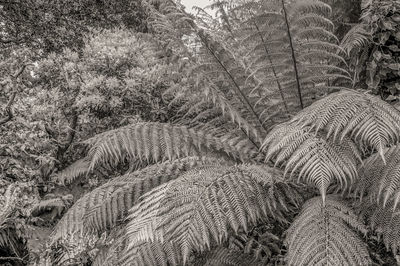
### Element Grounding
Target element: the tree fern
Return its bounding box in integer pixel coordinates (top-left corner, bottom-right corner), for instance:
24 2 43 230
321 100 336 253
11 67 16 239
38 1 400 264
285 196 371 265
124 164 300 264
292 90 400 160
262 122 361 201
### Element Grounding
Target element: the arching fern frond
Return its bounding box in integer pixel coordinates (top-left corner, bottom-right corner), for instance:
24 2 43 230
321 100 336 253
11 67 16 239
292 90 400 161
85 122 256 171
124 164 300 264
51 156 228 242
262 123 361 202
285 196 371 266
83 157 233 234
357 145 400 208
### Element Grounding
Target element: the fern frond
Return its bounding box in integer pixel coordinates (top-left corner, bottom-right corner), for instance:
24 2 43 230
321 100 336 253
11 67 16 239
292 90 400 160
340 23 371 55
192 246 262 266
240 0 350 123
194 28 267 133
228 224 284 264
262 123 360 201
83 156 232 234
357 145 400 208
124 164 299 264
120 240 182 266
85 122 255 171
291 0 332 15
51 159 90 185
362 199 400 254
51 156 230 242
285 196 371 266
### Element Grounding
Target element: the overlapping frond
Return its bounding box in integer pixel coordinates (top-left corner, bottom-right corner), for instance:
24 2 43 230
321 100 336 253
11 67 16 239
192 246 263 266
228 224 284 264
121 240 183 266
124 164 301 264
357 145 400 208
83 157 232 234
262 123 361 201
85 122 256 171
285 196 371 266
51 156 228 242
193 29 267 133
240 0 350 122
292 90 400 160
362 199 400 254
150 1 272 147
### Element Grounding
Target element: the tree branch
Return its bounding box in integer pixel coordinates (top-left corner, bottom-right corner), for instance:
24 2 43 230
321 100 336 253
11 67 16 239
0 256 26 263
0 64 30 126
57 111 78 158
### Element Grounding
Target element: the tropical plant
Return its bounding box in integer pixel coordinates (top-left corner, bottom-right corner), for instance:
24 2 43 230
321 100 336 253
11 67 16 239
1 0 400 265
31 0 400 265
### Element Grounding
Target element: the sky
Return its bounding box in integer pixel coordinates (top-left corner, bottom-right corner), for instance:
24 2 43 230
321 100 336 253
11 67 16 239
180 0 211 13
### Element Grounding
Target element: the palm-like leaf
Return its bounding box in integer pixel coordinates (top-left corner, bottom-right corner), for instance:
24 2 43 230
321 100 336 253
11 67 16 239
285 196 371 265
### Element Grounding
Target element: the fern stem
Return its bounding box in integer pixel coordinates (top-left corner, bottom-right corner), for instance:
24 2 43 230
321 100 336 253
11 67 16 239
196 30 266 132
281 0 304 109
252 20 289 113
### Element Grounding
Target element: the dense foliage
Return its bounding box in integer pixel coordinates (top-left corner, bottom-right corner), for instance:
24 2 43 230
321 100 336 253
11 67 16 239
1 0 400 265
